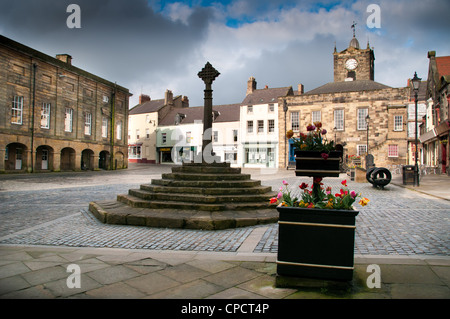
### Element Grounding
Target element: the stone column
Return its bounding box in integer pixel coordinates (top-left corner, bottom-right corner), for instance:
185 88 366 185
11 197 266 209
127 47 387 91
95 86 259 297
197 62 220 162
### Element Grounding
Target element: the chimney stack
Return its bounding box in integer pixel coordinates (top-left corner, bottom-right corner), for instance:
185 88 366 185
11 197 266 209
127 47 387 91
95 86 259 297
165 89 174 105
298 84 304 95
56 54 72 65
247 76 257 95
182 96 189 107
139 94 151 104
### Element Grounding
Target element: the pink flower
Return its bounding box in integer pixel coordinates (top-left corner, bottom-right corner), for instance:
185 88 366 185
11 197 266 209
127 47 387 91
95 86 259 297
277 192 283 199
321 129 327 135
350 191 357 198
282 180 288 185
321 153 329 160
307 124 316 131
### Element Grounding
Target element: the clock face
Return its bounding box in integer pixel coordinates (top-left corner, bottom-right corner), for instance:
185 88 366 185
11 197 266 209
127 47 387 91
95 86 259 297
345 58 358 70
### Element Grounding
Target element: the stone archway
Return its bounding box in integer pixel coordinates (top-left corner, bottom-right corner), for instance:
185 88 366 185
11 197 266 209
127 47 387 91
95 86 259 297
114 151 124 169
99 150 110 170
36 145 54 171
81 149 94 170
61 147 76 171
5 143 28 171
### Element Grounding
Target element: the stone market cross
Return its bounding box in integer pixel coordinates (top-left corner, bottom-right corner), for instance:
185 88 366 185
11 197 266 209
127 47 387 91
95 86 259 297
198 62 220 157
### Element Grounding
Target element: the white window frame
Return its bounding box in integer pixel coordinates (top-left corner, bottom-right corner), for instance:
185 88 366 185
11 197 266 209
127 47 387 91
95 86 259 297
233 129 238 142
291 111 299 131
64 108 73 132
146 128 150 139
247 105 253 114
41 103 51 129
257 120 264 134
312 110 321 123
394 115 403 131
268 104 274 113
162 133 167 144
268 119 275 133
117 121 122 140
247 120 253 133
213 131 218 142
357 108 368 130
186 131 191 143
388 144 399 157
357 144 367 156
136 129 140 140
11 96 23 124
334 109 344 131
102 117 108 138
84 112 92 136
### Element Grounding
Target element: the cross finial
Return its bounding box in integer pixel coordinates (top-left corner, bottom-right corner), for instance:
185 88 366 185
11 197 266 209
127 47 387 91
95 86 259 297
351 21 357 37
198 62 220 85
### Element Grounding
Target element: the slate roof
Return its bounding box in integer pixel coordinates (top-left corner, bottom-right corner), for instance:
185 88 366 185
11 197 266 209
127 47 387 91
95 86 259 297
436 56 450 77
241 87 293 105
129 99 166 115
304 80 391 95
158 103 241 126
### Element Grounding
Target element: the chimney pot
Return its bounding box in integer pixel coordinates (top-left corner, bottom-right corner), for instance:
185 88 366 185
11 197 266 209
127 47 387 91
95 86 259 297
56 54 72 65
298 84 304 95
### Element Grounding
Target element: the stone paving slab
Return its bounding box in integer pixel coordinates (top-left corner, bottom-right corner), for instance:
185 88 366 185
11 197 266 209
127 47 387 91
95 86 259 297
0 245 448 300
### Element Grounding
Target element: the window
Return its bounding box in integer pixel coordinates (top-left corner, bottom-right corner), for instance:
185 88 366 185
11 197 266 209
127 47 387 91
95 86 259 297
40 103 51 129
334 109 344 131
388 145 398 157
11 96 23 124
64 108 73 132
128 145 141 159
258 120 264 133
186 131 191 143
102 117 108 138
394 115 403 131
357 145 367 156
247 121 253 133
312 111 321 123
268 104 274 113
233 129 238 142
268 119 275 133
162 133 167 144
213 131 218 142
84 112 92 135
247 105 253 114
357 108 368 130
291 111 299 131
146 128 150 139
117 121 122 140
136 129 140 140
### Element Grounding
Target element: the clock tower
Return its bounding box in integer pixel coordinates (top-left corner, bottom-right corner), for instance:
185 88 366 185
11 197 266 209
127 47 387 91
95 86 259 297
333 23 375 82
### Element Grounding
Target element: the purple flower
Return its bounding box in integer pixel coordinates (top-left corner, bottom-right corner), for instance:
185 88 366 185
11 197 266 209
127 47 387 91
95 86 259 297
321 129 327 135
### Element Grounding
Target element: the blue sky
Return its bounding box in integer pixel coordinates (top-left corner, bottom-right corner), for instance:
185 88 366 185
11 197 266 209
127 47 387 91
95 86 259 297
1 0 449 107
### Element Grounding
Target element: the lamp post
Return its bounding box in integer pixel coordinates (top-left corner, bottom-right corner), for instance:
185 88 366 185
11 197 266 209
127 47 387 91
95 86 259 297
283 99 288 169
365 114 370 155
412 72 421 186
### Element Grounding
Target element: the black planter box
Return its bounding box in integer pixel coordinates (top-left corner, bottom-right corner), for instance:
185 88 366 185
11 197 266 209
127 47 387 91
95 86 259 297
295 150 342 177
276 205 359 281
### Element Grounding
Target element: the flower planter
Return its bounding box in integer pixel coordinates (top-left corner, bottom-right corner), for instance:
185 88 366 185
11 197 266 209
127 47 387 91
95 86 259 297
276 205 359 281
295 150 342 177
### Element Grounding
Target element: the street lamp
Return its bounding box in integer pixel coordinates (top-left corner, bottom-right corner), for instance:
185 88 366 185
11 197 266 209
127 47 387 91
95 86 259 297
365 114 370 155
412 71 421 186
334 126 337 143
283 99 288 169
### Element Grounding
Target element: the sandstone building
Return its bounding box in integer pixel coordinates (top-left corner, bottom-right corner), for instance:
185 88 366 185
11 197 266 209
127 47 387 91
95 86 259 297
0 35 131 172
278 34 410 169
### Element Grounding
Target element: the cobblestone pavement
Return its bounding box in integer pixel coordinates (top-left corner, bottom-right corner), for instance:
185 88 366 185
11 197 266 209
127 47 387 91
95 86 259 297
0 164 449 257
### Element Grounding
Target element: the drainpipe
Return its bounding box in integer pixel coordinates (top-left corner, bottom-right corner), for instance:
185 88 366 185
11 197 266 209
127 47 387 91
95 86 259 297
30 63 37 173
110 87 116 170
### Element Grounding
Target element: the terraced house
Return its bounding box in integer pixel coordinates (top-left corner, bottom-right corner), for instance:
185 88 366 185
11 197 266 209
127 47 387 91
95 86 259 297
0 35 131 173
